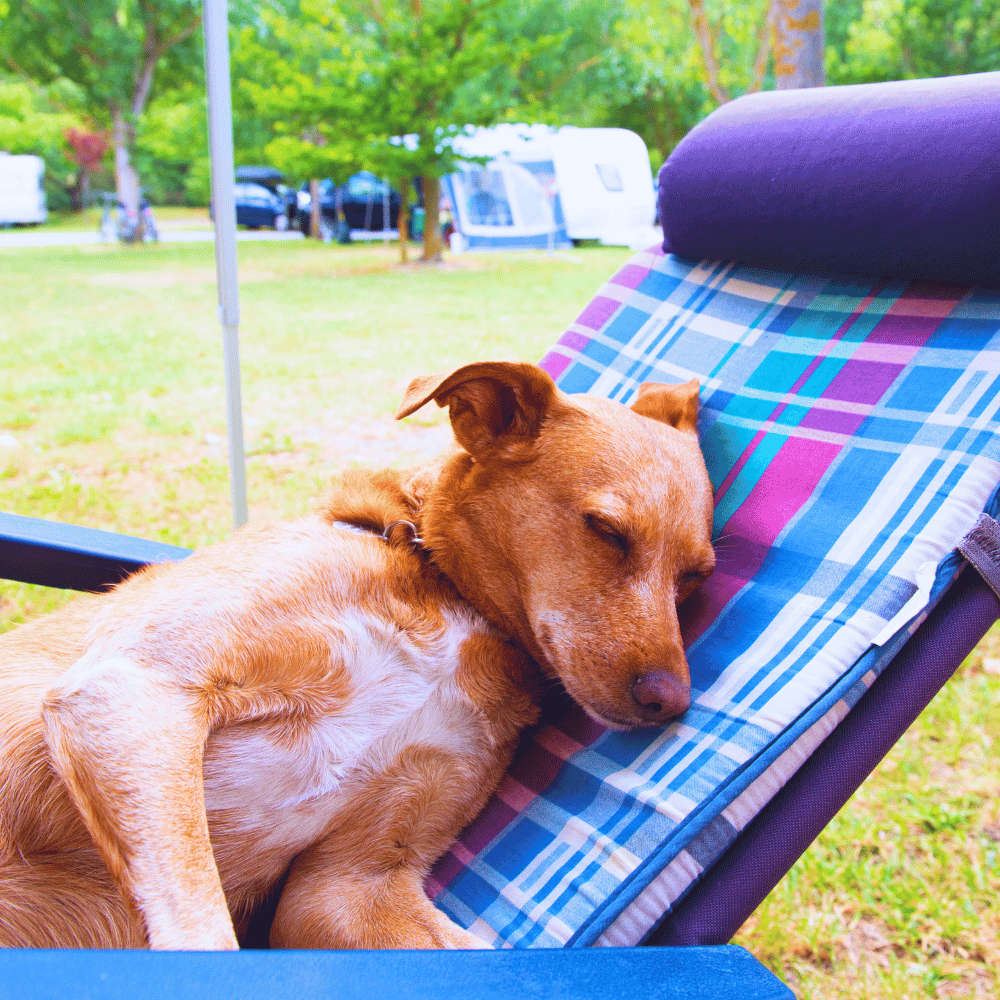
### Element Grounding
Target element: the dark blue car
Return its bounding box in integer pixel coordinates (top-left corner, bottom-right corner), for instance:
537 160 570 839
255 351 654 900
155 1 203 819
234 182 289 230
297 172 402 240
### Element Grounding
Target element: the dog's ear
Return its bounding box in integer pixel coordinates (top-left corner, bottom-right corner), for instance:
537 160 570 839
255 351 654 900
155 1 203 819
396 360 558 459
630 379 700 436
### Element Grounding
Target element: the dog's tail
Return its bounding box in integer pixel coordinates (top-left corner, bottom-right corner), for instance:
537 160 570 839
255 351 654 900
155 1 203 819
0 852 144 948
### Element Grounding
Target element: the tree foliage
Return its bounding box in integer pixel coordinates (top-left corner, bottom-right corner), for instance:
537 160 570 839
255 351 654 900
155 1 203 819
0 0 203 123
236 0 602 176
0 76 86 209
236 0 603 257
827 0 1000 84
232 2 368 183
4 0 998 215
0 0 204 212
595 0 778 168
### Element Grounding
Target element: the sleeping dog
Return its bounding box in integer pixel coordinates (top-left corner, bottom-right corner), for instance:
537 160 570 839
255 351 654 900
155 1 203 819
0 360 714 949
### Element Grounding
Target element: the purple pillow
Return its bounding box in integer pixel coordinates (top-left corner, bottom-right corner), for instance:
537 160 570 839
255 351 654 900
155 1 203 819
658 72 1000 287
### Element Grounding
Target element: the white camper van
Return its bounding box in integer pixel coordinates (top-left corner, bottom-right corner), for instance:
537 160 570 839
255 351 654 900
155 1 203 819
449 125 657 249
0 153 47 225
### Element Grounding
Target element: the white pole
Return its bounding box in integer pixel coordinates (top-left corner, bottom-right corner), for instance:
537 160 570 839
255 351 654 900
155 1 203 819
203 0 248 529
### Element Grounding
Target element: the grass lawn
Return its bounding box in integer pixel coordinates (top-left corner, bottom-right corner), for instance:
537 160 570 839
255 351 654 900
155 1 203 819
0 238 627 568
1 237 997 997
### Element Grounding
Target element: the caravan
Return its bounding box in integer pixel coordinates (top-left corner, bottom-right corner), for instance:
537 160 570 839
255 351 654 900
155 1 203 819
446 125 657 251
0 154 47 225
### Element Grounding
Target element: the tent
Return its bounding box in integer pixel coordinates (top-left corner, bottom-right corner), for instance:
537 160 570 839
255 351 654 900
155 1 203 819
440 160 570 252
447 125 657 251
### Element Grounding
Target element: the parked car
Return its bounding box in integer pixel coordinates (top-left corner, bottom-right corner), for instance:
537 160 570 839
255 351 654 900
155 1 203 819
235 166 297 225
233 182 289 230
297 172 402 240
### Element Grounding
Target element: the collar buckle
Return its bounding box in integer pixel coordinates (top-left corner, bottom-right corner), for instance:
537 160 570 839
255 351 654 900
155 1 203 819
381 520 423 546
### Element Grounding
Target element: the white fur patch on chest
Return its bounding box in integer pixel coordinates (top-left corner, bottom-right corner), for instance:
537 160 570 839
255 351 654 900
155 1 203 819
202 603 486 860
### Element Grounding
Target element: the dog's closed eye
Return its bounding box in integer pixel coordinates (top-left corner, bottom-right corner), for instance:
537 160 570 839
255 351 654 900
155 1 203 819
678 566 714 599
583 513 630 558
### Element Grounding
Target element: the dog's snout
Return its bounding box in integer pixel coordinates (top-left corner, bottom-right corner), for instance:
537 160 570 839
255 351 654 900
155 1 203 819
631 672 690 721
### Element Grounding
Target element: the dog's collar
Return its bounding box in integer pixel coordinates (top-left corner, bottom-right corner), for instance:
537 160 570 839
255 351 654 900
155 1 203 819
332 519 424 548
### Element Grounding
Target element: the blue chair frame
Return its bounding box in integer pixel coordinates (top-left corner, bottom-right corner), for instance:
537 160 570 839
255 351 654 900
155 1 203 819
0 510 793 999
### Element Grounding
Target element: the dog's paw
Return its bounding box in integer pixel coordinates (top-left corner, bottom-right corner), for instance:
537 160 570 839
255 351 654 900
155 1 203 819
439 923 492 950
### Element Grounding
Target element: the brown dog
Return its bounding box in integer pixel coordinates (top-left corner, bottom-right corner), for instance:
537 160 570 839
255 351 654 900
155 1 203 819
0 361 714 950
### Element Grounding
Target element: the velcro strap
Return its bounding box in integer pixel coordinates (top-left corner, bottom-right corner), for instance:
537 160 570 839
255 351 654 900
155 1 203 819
958 512 1000 601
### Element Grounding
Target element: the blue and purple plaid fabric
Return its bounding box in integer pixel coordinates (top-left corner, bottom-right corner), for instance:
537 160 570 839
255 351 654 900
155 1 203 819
428 249 1000 948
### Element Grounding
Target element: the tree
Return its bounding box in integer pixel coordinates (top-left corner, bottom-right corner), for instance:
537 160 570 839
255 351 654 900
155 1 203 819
0 0 204 219
233 4 369 180
774 0 825 88
337 0 567 262
132 87 212 205
682 0 778 104
233 2 371 242
481 0 627 127
827 0 1000 84
591 0 817 165
239 0 570 262
598 1 718 168
65 126 110 209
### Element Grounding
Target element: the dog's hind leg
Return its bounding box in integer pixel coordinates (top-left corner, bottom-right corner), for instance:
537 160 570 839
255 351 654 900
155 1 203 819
41 656 238 950
0 853 143 948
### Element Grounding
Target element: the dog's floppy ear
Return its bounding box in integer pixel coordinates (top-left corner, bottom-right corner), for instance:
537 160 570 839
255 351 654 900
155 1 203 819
630 378 700 436
396 360 558 459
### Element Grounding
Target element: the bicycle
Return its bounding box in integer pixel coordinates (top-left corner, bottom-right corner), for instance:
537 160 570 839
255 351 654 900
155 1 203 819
96 190 160 244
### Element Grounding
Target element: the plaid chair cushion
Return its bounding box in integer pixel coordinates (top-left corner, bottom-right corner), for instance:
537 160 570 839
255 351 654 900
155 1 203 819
427 249 1000 948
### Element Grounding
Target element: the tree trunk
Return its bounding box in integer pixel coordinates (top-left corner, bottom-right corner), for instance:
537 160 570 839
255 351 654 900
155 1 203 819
774 0 825 89
309 178 322 239
112 107 141 220
420 175 442 262
69 170 94 213
685 0 731 105
69 172 85 213
398 176 410 265
750 0 779 93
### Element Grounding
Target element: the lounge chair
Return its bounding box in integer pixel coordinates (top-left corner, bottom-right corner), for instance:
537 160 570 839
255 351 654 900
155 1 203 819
2 69 998 999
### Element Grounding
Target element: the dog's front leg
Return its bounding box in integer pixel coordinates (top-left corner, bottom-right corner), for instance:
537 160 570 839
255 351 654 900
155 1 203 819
269 742 495 951
42 655 237 950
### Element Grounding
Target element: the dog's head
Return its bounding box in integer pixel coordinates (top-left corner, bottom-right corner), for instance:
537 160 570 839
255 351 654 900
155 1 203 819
397 360 714 729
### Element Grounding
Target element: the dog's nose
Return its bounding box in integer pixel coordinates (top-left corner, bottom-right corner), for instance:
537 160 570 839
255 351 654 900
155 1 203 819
631 672 691 721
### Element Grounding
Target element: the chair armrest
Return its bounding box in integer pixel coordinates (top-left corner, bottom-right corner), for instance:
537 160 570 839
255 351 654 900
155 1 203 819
0 945 794 1000
0 512 191 593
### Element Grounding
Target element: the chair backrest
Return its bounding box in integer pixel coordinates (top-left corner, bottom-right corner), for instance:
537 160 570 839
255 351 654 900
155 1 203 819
428 256 1000 947
427 72 1000 948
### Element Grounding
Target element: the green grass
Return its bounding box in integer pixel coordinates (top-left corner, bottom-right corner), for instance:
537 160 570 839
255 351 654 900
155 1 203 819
1 237 998 997
734 648 1000 999
0 237 631 617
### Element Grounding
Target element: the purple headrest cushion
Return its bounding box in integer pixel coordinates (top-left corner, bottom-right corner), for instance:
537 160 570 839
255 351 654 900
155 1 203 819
657 72 1000 287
